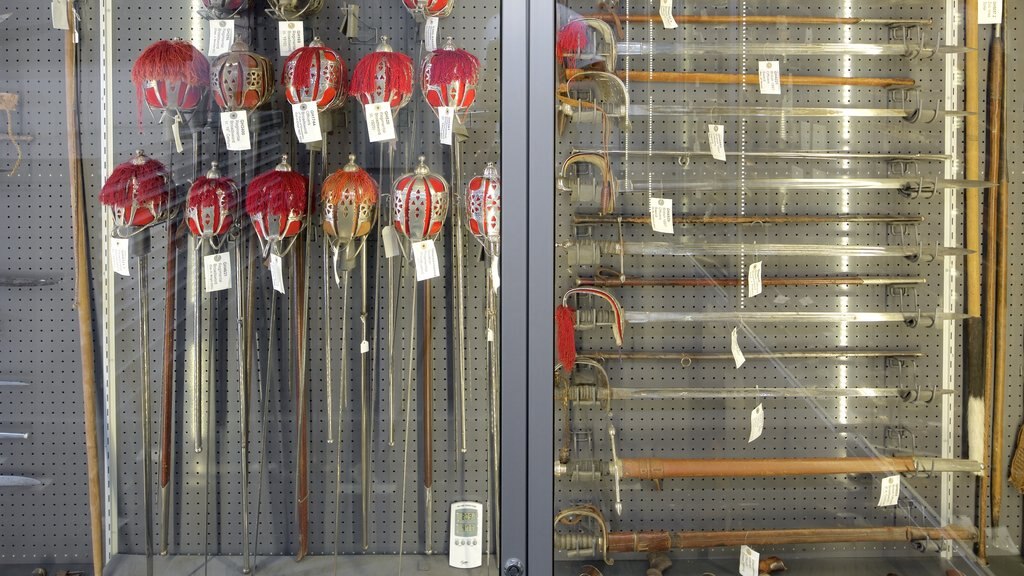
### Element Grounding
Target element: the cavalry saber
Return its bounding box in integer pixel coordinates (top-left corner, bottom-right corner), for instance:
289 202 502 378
566 68 916 89
601 177 993 193
592 310 967 327
572 214 925 226
563 386 949 403
584 349 923 365
574 104 968 121
590 41 967 59
585 14 933 27
574 150 951 163
555 456 983 481
578 276 927 288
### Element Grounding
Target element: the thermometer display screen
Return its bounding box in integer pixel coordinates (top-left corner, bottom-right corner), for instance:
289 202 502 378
454 508 478 537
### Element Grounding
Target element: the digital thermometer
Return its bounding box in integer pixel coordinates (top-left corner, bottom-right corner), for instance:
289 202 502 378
449 501 484 568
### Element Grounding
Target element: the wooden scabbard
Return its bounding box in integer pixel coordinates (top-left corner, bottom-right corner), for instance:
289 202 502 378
159 192 180 499
603 525 977 553
618 456 916 480
565 69 915 89
587 14 929 27
991 28 1008 527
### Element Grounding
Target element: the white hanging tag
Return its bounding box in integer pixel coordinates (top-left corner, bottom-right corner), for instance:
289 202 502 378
439 106 455 146
279 21 305 56
748 261 763 297
877 475 901 506
979 0 1002 24
292 102 323 143
208 20 235 57
51 0 70 30
171 115 185 154
487 328 495 342
381 225 401 259
203 252 232 292
111 238 131 277
648 197 674 234
748 403 764 443
413 240 442 281
425 17 440 52
658 0 678 29
739 545 759 576
490 257 501 291
269 253 285 294
364 102 396 142
220 111 251 151
758 60 781 95
360 340 370 354
708 124 726 161
731 327 745 369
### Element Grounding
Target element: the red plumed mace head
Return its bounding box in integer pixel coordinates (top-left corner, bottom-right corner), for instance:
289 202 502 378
555 305 577 373
282 37 348 113
401 0 454 19
210 40 275 112
200 0 250 18
132 39 210 121
393 156 449 243
465 162 500 257
421 37 480 116
557 20 588 68
100 150 171 230
350 37 414 113
186 162 237 239
246 155 309 254
266 0 324 20
322 155 379 243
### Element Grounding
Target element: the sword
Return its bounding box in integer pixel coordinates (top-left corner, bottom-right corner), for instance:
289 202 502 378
583 349 923 366
572 213 925 226
0 475 42 488
585 14 934 27
573 149 951 163
577 275 927 288
566 68 916 89
586 40 968 59
564 385 949 403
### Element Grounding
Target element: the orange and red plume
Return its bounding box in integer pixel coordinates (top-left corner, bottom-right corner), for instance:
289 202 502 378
556 304 577 374
350 51 414 100
246 169 309 218
425 48 480 87
100 156 170 209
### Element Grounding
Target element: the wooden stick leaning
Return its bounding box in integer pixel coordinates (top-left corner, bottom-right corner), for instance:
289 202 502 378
64 8 104 574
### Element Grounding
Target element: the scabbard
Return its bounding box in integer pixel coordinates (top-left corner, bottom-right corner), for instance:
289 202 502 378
618 456 917 479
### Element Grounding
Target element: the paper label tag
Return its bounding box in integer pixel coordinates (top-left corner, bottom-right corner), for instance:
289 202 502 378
111 238 131 277
203 252 232 292
279 21 305 56
292 102 322 144
649 197 674 234
221 111 251 151
360 340 370 354
487 328 495 342
490 257 501 291
748 261 763 297
748 403 764 443
209 20 235 56
731 327 745 368
413 240 441 281
425 17 439 52
439 106 455 146
758 60 781 95
381 225 401 259
739 545 759 576
269 253 285 294
708 124 726 161
171 117 184 154
51 0 70 29
877 475 901 506
979 0 1002 24
658 0 678 29
364 102 396 142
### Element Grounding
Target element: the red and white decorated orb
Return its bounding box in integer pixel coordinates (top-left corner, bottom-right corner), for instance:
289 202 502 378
350 37 414 114
466 162 500 255
266 0 324 20
99 151 171 230
132 39 209 117
322 155 379 243
393 156 449 242
186 163 236 239
420 37 479 116
210 40 275 112
282 37 348 112
401 0 454 19
245 156 309 251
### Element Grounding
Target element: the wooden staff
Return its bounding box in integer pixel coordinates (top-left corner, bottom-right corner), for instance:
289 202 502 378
587 14 933 27
611 456 977 480
64 8 103 573
578 276 926 288
991 24 1009 528
565 69 915 89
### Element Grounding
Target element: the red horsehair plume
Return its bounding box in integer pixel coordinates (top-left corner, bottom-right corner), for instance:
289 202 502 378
100 151 170 209
350 44 414 103
131 39 210 121
556 287 624 374
321 160 379 206
424 46 480 87
246 158 309 218
284 39 347 95
557 20 588 65
188 174 236 212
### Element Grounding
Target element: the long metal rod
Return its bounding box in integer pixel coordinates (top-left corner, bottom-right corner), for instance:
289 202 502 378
324 242 333 445
575 149 952 163
159 171 182 557
138 254 155 576
566 68 917 88
577 276 927 288
990 24 1009 529
358 242 371 550
0 432 31 440
422 279 434 555
562 239 966 259
235 219 252 575
0 276 62 287
191 241 204 455
585 14 933 27
609 177 992 193
572 214 925 226
294 217 311 562
601 41 966 58
583 349 923 364
452 136 469 458
614 310 966 326
607 104 966 120
565 386 948 402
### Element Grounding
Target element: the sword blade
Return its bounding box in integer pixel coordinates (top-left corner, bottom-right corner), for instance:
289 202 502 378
0 475 41 487
577 149 951 163
619 310 970 325
608 41 969 58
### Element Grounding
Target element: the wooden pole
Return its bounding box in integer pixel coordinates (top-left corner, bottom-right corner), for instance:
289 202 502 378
64 7 104 574
991 25 1009 528
617 456 919 479
565 69 915 89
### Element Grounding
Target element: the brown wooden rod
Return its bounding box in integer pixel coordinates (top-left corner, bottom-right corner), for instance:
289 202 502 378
565 69 916 89
585 349 923 364
577 276 926 288
586 14 933 27
572 214 924 226
618 456 917 479
602 525 976 553
991 25 1009 528
966 0 983 557
65 8 104 573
